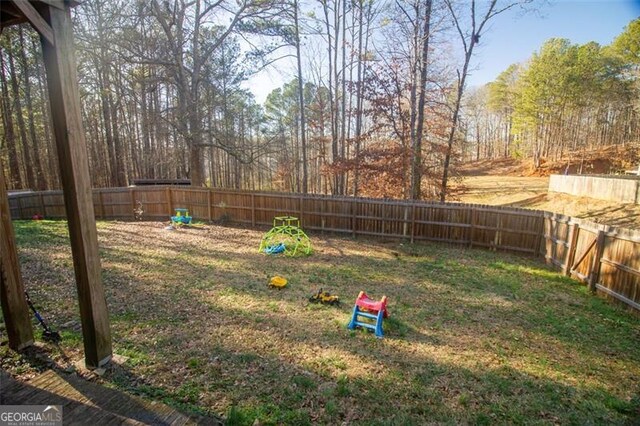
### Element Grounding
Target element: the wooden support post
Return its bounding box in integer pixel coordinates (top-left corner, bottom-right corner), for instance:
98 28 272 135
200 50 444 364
589 229 606 293
0 165 34 351
564 222 580 276
40 4 111 368
13 0 55 45
208 190 213 222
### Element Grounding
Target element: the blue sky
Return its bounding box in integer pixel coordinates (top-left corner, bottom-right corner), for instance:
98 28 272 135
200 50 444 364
244 0 640 104
467 0 640 87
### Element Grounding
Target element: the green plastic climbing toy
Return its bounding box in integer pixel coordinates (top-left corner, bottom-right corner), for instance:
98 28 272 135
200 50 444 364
259 216 312 256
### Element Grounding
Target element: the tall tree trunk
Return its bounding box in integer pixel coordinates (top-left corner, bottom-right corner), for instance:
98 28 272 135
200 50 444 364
34 37 58 188
339 0 347 195
408 2 420 199
18 28 46 190
331 0 340 194
441 0 501 202
7 44 36 190
109 71 127 186
99 67 118 187
411 0 432 200
0 52 22 189
441 46 473 201
353 0 364 197
140 76 153 178
294 0 308 193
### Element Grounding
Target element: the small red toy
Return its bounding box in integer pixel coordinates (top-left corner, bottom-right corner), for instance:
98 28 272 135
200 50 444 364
355 291 388 317
347 291 388 338
31 214 44 220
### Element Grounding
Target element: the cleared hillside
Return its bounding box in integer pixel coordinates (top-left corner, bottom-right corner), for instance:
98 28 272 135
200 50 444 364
459 143 640 177
454 144 640 229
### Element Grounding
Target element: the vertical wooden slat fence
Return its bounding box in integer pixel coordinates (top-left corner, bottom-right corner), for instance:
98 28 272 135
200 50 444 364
8 186 639 312
542 213 640 311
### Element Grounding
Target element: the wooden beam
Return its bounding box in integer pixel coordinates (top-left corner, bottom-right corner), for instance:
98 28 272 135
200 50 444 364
1 1 29 31
564 223 580 276
571 237 597 273
0 164 34 351
35 0 66 10
12 0 55 45
2 3 25 18
40 3 111 368
1 16 29 29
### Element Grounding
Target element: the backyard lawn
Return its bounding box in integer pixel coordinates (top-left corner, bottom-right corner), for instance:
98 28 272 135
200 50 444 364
2 220 640 425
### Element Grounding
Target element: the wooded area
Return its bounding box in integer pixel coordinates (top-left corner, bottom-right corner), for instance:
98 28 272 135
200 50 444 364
463 20 640 166
0 1 638 199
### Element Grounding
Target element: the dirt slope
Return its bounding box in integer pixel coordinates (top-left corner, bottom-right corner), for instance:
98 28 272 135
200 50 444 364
459 143 640 177
454 144 640 229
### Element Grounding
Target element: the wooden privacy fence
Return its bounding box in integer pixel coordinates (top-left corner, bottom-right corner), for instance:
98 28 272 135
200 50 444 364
542 212 640 311
8 186 640 312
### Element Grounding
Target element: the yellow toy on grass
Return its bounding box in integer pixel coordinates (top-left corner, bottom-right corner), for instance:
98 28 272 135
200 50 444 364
259 216 312 257
269 276 288 288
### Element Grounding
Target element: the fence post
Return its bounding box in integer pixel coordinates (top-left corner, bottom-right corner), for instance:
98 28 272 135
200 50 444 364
382 204 387 236
320 195 326 233
98 190 104 219
544 214 552 264
469 207 475 248
588 229 606 293
166 187 172 214
534 214 544 257
251 193 255 227
299 194 304 225
208 190 212 222
402 206 408 239
130 188 136 220
410 204 416 244
551 215 558 262
212 190 217 220
493 212 503 251
564 222 580 276
17 197 24 219
352 199 357 238
39 192 45 217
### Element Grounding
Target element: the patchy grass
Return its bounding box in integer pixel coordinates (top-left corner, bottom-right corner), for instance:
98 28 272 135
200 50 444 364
2 220 640 424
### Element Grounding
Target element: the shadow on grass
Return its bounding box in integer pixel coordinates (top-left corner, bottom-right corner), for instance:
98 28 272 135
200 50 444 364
5 220 640 425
